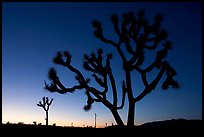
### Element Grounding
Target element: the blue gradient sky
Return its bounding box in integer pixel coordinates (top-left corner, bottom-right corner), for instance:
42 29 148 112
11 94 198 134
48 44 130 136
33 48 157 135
2 2 202 127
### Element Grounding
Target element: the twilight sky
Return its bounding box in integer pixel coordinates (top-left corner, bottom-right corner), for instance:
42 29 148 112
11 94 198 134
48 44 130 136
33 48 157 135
2 2 202 127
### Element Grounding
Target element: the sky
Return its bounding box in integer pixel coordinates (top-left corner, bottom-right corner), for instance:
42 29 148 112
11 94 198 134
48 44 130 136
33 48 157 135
2 2 202 128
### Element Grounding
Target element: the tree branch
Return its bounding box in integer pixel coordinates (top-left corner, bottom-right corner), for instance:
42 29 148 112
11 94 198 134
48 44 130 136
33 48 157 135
117 81 127 110
134 61 166 103
111 14 121 36
144 40 160 50
134 66 149 87
44 81 84 94
107 69 118 107
86 86 113 109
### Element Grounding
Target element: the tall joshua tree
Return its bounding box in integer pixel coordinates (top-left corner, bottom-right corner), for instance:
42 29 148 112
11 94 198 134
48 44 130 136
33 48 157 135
44 9 179 127
37 97 53 126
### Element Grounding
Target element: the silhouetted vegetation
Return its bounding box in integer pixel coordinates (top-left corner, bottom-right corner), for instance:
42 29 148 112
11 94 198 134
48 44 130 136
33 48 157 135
37 96 53 126
44 9 179 128
1 119 202 136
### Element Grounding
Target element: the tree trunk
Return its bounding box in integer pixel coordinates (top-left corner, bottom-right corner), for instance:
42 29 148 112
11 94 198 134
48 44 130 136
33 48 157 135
127 101 135 127
110 109 125 127
125 70 135 127
45 111 48 126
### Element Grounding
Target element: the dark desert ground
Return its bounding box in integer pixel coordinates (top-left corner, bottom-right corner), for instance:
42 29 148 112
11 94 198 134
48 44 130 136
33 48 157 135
1 119 203 136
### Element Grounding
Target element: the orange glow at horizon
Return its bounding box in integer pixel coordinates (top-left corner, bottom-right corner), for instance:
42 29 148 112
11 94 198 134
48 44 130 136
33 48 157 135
2 118 111 128
2 109 118 128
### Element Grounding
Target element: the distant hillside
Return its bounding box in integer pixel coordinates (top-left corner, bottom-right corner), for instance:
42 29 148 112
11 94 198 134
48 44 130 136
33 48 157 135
138 118 202 129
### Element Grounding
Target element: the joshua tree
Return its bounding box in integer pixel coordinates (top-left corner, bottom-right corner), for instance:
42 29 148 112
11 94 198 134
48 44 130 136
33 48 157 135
44 9 179 127
37 96 53 126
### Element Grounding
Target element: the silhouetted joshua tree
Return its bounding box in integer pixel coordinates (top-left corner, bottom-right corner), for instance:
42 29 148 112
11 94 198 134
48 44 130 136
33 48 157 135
44 9 179 127
37 97 53 126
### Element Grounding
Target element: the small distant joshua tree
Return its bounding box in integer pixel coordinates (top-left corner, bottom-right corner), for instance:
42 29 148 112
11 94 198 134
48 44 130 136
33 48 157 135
37 96 53 126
